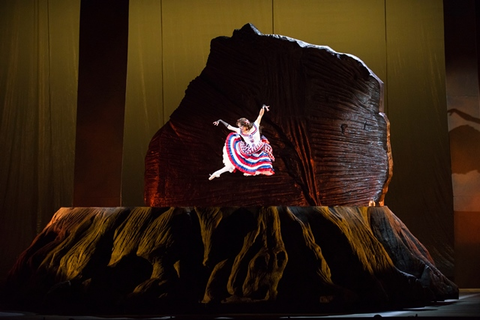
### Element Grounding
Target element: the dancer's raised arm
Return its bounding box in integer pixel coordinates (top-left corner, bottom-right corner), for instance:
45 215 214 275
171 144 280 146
255 104 270 126
213 119 238 132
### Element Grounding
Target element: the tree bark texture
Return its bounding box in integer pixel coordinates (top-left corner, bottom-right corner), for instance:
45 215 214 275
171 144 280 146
144 23 392 207
2 206 457 315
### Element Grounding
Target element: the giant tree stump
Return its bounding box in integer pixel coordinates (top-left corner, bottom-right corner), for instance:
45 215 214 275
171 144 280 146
2 206 457 315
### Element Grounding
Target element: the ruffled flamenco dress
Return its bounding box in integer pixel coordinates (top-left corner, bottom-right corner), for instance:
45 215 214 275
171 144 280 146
222 124 275 176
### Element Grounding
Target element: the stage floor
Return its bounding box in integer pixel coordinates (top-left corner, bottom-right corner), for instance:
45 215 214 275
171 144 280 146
1 289 478 319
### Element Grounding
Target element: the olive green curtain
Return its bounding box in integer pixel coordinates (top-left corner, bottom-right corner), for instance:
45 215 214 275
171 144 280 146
0 0 79 279
383 0 454 276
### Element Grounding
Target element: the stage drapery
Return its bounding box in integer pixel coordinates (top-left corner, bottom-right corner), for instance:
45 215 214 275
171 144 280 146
0 0 79 280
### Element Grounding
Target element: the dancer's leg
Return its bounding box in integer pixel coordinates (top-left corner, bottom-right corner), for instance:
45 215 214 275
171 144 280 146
209 144 236 180
209 166 231 180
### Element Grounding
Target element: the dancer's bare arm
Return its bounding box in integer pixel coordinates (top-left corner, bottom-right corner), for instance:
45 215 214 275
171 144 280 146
213 119 239 132
255 104 270 125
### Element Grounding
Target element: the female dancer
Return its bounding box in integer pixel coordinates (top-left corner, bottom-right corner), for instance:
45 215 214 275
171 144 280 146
209 104 275 180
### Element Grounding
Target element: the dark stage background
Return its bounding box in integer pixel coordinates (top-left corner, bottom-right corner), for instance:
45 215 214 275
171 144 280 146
0 0 478 288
